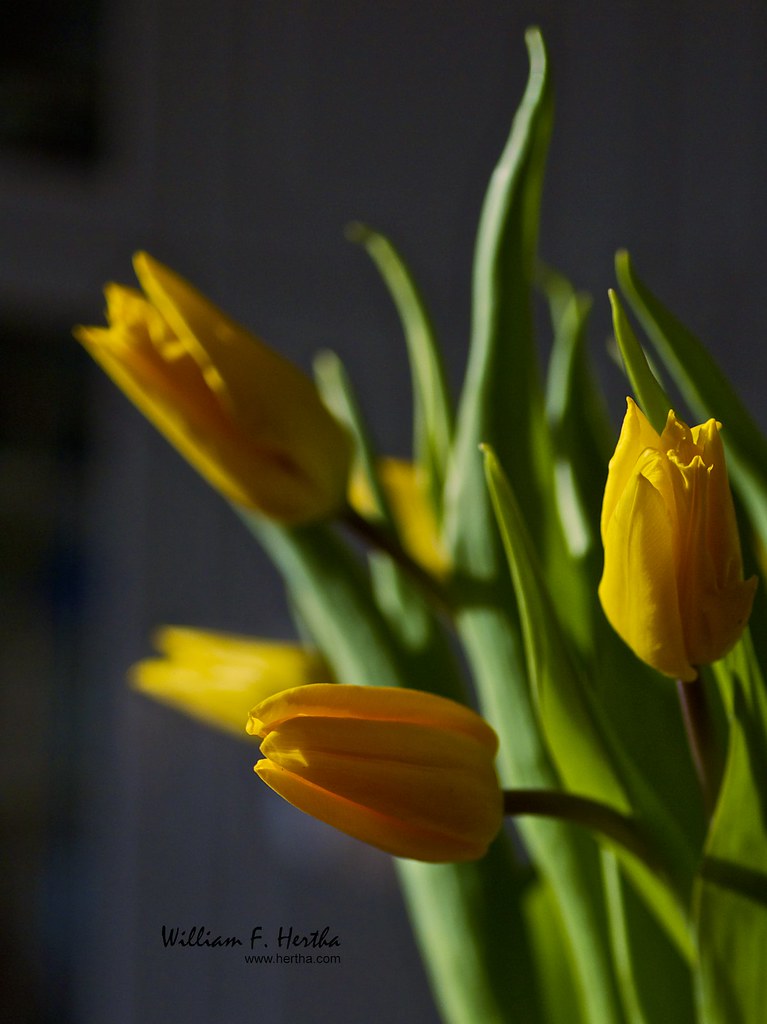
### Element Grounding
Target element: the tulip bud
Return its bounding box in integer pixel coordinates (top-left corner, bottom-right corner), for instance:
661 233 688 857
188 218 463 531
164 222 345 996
247 684 503 862
599 398 757 680
132 627 332 736
75 253 352 523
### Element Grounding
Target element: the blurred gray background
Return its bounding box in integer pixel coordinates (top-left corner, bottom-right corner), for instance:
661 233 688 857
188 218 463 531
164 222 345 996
2 2 767 1022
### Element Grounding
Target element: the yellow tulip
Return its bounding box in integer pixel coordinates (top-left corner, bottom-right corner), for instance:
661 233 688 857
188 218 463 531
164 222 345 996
599 398 757 680
132 627 333 736
75 253 352 523
247 684 502 862
348 458 450 577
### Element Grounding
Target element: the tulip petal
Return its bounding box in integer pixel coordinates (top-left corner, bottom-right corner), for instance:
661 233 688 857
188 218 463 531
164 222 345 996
255 761 495 862
133 252 352 521
665 420 757 666
692 577 759 668
261 715 495 770
250 684 502 862
77 255 353 523
76 286 230 446
693 423 744 586
262 734 500 839
132 659 262 735
248 683 499 750
377 459 450 577
76 292 289 511
600 464 694 680
678 454 756 666
154 627 331 679
349 458 450 577
600 398 661 541
132 629 332 736
133 253 315 432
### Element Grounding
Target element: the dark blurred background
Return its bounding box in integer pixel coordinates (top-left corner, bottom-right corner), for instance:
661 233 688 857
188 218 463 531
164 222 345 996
2 2 766 1022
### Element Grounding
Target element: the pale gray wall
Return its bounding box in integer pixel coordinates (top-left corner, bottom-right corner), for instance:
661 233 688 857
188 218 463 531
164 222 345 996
3 3 767 1022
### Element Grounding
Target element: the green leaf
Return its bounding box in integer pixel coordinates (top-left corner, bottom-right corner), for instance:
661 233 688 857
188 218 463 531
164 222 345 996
346 224 453 515
443 32 625 1021
398 839 545 1024
314 348 390 522
314 349 461 680
242 515 407 686
615 250 767 552
444 26 553 575
602 851 695 1024
694 632 767 1023
482 443 628 810
457 604 625 1024
523 877 587 1024
608 288 671 435
541 270 611 650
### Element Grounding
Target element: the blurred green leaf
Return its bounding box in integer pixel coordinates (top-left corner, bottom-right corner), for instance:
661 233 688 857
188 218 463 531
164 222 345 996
543 269 613 541
314 349 462 679
399 838 544 1024
443 31 624 1022
314 348 392 523
346 224 453 516
602 851 695 1024
456 592 625 1024
242 516 406 687
694 632 767 1023
444 26 553 575
524 877 586 1024
541 269 611 650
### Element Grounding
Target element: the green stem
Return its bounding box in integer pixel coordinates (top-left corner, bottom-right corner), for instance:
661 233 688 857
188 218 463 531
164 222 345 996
342 506 453 613
503 788 668 886
676 672 719 819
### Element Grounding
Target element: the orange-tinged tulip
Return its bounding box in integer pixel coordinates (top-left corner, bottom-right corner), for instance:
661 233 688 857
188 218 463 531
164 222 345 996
75 253 352 523
599 398 757 680
247 684 502 862
132 627 332 736
348 458 450 577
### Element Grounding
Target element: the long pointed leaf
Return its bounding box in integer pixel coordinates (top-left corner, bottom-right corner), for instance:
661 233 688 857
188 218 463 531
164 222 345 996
346 223 454 515
541 272 610 650
443 33 624 1020
608 288 671 434
314 349 465 689
444 26 553 573
314 348 392 525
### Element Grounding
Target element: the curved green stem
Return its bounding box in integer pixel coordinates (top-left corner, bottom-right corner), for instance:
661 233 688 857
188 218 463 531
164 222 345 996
676 672 720 819
342 506 453 613
503 788 671 890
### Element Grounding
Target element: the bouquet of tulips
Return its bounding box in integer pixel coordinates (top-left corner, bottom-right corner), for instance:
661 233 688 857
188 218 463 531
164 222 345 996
76 29 767 1024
